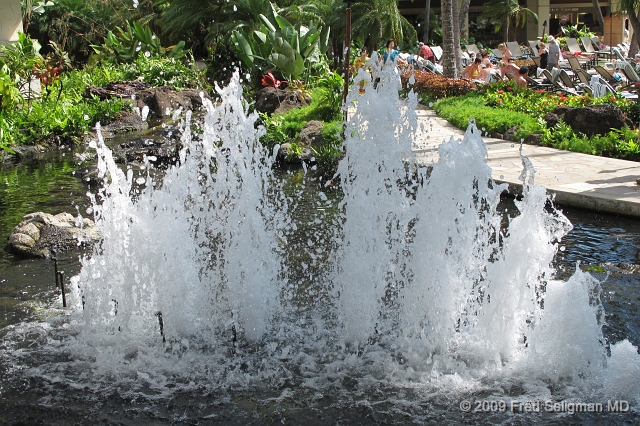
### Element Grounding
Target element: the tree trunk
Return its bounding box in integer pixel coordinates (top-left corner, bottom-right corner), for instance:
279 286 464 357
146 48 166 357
442 0 457 77
452 0 463 74
628 13 640 55
591 0 606 34
629 32 639 57
424 0 431 42
504 1 510 41
459 0 471 39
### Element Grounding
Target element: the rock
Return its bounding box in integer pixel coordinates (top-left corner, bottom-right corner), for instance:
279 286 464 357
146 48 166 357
525 134 542 145
135 86 207 117
503 126 518 141
100 111 148 136
544 105 633 136
491 132 504 139
298 120 325 149
7 212 102 258
278 143 312 163
254 87 311 114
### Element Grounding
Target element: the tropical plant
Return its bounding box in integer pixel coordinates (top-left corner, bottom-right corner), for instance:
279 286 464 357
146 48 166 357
0 66 22 110
351 0 417 51
231 1 329 83
479 0 539 42
91 21 187 64
26 0 162 65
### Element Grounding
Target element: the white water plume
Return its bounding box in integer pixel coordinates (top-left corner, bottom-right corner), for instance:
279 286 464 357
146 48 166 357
2 65 638 420
69 72 285 348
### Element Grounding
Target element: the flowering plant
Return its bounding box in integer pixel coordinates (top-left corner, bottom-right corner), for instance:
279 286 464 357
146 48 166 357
262 71 287 88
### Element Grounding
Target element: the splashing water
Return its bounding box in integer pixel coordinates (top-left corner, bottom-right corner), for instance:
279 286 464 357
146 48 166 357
1 68 639 422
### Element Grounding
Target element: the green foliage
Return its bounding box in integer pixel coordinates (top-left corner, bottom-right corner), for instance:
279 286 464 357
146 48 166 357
231 1 328 83
540 121 640 160
0 65 22 110
0 67 127 149
434 94 542 139
258 85 343 170
120 56 207 89
91 21 187 64
312 71 344 121
434 80 640 161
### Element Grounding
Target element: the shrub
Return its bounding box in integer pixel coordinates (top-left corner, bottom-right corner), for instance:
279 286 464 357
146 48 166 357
434 94 542 139
400 70 478 100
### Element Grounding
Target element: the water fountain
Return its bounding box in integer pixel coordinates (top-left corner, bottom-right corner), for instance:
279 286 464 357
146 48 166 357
1 65 639 423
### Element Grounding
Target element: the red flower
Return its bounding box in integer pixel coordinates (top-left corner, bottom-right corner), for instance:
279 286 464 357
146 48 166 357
261 71 287 88
609 96 616 102
498 90 504 94
497 98 503 103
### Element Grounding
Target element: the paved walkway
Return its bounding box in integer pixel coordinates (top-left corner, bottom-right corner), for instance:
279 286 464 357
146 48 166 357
411 105 640 218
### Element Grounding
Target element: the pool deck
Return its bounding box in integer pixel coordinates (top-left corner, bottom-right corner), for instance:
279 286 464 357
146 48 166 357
412 105 640 218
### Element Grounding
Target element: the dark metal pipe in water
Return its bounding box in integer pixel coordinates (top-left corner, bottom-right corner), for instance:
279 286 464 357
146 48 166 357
58 271 66 307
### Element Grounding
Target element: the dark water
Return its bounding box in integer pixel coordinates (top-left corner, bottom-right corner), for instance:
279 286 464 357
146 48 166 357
0 143 639 424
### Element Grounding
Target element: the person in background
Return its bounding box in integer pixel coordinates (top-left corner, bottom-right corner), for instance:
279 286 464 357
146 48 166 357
461 57 483 80
353 48 369 71
513 66 529 88
353 48 371 94
481 52 493 67
547 35 560 70
499 60 519 78
634 53 640 73
497 43 512 62
382 39 399 64
419 42 435 63
538 42 548 70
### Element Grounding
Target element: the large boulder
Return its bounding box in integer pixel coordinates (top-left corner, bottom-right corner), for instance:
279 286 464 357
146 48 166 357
85 82 209 118
543 104 633 136
7 212 102 258
276 120 326 163
254 87 311 114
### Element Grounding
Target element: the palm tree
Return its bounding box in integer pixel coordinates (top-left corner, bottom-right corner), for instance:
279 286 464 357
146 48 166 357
441 0 457 77
479 0 538 42
350 0 417 50
423 0 431 42
621 0 640 56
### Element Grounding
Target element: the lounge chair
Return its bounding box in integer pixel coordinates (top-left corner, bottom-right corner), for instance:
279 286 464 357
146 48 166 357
565 38 596 66
558 69 589 95
593 65 623 87
431 46 443 62
615 60 640 83
540 69 576 95
528 40 539 57
580 36 609 59
505 41 526 59
567 55 586 72
524 75 553 91
612 47 630 63
466 44 480 55
573 68 594 86
588 75 617 98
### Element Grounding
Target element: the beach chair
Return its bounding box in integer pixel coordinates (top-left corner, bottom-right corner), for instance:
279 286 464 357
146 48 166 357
565 38 596 66
615 60 640 84
528 40 539 57
466 44 480 55
612 47 630 63
567 55 589 72
558 69 587 95
573 68 594 86
431 46 443 62
506 41 526 59
589 75 617 98
580 36 609 59
593 65 624 87
525 75 553 91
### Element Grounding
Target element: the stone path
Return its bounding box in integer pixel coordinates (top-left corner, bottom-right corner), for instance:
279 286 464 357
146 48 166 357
412 105 640 218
